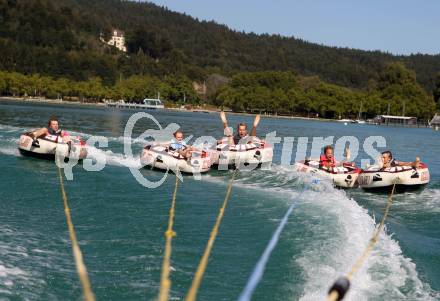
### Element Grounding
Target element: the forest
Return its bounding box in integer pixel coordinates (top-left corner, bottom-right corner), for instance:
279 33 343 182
1 63 437 120
0 0 439 119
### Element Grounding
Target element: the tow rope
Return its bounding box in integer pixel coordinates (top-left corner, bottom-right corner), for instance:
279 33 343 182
238 192 301 301
326 183 397 301
157 174 180 301
185 170 237 301
57 165 95 301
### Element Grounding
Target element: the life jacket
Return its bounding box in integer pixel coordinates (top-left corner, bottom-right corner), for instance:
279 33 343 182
382 159 397 169
48 127 62 136
319 154 336 168
233 134 249 145
169 138 187 150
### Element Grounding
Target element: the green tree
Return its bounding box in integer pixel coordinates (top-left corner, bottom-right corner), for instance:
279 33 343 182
377 62 435 118
434 72 440 109
0 72 8 95
163 75 199 103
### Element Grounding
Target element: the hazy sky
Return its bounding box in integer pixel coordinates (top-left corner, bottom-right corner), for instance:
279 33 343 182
146 0 440 55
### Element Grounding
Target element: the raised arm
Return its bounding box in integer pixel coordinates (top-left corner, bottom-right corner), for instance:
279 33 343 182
337 147 355 167
340 147 351 163
220 111 228 129
344 147 351 161
220 111 234 145
250 114 260 137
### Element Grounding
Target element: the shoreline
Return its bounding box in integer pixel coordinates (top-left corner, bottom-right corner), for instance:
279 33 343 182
0 96 337 123
0 96 106 107
3 96 430 128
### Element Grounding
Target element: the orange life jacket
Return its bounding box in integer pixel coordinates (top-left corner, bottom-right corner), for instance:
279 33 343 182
320 154 335 168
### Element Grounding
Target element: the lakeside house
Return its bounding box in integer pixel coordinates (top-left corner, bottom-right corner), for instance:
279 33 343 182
373 115 417 125
431 113 440 129
100 29 127 52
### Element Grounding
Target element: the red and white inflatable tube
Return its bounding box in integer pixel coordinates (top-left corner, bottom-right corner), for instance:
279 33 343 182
211 137 273 169
140 143 212 174
358 163 430 190
295 160 361 188
18 132 87 160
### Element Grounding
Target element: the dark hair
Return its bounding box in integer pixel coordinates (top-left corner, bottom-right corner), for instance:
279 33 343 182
47 116 59 127
381 151 393 159
237 123 247 130
324 145 333 154
173 130 184 137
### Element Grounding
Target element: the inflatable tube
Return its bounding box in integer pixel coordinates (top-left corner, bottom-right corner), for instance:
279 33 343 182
211 137 273 170
140 143 212 174
18 132 87 160
295 160 361 188
358 163 430 191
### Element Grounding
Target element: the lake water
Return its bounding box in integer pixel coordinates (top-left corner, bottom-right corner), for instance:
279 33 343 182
0 100 439 300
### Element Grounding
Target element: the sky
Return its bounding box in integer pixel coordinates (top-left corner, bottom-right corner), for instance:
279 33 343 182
146 0 440 55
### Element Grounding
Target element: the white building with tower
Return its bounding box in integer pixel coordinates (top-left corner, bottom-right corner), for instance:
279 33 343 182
101 29 127 52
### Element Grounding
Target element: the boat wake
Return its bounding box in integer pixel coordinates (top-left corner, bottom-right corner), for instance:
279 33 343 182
0 125 144 168
0 225 60 300
205 166 439 300
1 124 439 300
84 146 143 169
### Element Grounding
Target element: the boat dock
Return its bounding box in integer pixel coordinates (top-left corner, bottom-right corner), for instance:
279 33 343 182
106 102 163 109
106 97 165 109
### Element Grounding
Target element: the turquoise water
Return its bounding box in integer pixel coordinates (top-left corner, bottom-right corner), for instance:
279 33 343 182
0 100 439 300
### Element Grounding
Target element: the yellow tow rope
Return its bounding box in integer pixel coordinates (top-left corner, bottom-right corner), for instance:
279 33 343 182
57 167 95 301
185 170 237 301
326 183 396 301
157 174 180 301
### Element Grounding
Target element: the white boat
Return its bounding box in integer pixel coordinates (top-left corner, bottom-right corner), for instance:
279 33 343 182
338 119 356 123
295 160 361 188
18 132 87 160
140 143 212 174
142 98 165 109
210 137 273 170
106 97 164 109
358 163 430 191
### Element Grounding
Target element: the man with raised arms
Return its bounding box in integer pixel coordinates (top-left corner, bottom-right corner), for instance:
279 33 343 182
219 111 260 145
